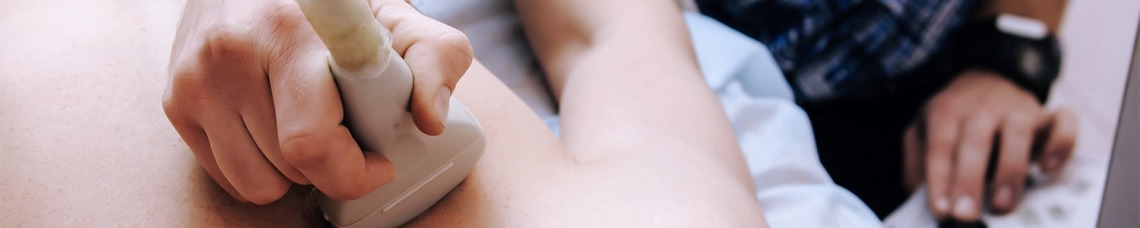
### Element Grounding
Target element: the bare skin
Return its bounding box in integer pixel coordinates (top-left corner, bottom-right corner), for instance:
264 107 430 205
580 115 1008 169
1 1 315 226
1 0 767 227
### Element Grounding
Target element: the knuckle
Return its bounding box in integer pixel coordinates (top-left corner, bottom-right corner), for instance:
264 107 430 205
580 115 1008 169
161 94 186 123
926 150 954 170
436 31 474 81
1005 112 1038 127
263 1 307 33
436 30 473 58
1056 128 1078 143
165 67 222 114
161 79 182 111
203 23 256 61
922 110 957 130
920 115 960 150
171 82 224 112
959 148 989 163
1055 109 1079 123
279 129 329 169
925 128 957 150
926 95 961 112
169 65 210 90
998 160 1029 179
964 115 997 132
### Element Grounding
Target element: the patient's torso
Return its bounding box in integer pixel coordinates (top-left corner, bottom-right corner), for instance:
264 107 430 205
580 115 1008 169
0 1 317 226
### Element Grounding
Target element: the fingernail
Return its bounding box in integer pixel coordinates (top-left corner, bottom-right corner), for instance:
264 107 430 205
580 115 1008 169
434 87 451 126
935 197 951 213
993 185 1013 208
954 195 976 218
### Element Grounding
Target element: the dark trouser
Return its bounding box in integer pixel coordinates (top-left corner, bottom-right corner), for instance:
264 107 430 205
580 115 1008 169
802 91 926 218
800 62 952 218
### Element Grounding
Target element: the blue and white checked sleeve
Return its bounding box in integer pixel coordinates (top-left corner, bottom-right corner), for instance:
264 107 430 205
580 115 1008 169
696 0 979 104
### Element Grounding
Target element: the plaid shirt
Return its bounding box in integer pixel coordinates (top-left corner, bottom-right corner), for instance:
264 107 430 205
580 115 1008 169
697 0 979 104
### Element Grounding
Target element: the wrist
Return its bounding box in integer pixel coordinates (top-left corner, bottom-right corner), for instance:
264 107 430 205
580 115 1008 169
947 14 1062 104
950 68 1039 100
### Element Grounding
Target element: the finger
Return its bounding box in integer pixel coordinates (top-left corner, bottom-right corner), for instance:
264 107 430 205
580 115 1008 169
198 25 293 205
903 123 924 192
950 115 1000 221
923 111 961 220
203 111 293 205
187 130 248 203
164 57 247 203
266 25 396 200
165 112 247 203
1036 109 1078 173
989 113 1038 213
236 69 310 185
372 0 474 135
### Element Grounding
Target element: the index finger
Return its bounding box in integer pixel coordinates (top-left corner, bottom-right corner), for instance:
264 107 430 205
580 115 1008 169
923 111 962 220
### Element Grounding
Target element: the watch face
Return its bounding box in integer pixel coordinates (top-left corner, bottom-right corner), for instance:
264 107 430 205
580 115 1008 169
1020 46 1043 80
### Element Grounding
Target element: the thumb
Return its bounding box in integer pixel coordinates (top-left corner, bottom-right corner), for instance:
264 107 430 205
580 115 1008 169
372 0 474 135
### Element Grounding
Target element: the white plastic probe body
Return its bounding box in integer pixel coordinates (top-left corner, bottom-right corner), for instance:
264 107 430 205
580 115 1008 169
295 0 485 227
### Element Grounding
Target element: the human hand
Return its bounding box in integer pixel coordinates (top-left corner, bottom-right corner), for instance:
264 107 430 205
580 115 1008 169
902 69 1077 221
162 0 472 204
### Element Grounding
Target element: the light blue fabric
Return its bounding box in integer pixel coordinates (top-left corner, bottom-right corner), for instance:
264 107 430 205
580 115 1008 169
686 12 884 228
687 13 794 101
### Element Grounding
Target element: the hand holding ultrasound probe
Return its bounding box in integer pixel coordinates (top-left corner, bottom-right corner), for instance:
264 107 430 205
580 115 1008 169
162 0 480 226
296 0 485 226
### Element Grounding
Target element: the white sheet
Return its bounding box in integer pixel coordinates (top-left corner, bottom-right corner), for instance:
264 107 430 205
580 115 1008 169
883 154 1111 227
687 13 883 228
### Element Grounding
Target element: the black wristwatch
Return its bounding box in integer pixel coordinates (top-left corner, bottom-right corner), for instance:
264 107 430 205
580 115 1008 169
950 14 1063 103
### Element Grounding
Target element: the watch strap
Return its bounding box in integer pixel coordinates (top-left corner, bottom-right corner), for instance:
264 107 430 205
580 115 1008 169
951 15 1063 103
